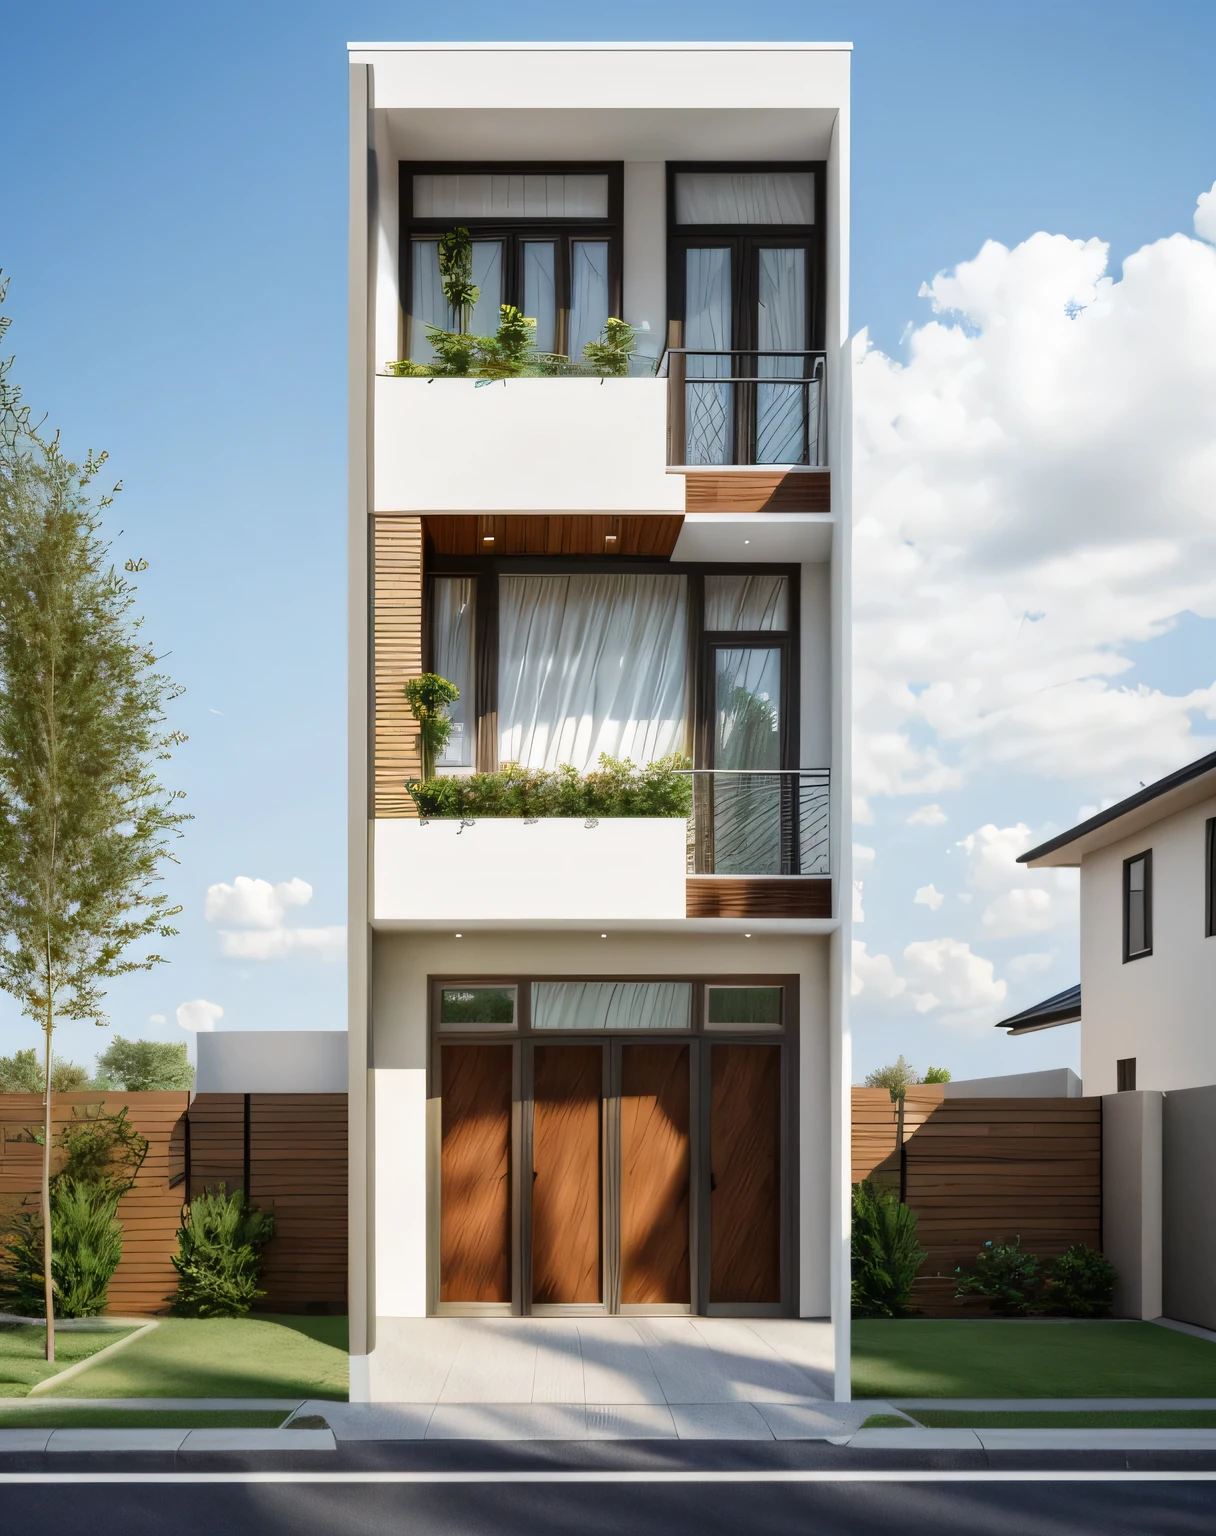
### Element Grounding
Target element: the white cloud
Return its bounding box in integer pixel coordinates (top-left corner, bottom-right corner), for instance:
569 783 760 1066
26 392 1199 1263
853 843 876 870
902 937 1007 1028
907 803 948 826
205 875 344 963
954 823 1079 939
177 999 223 1032
1008 952 1054 977
914 883 945 911
1196 180 1216 244
853 881 866 923
149 1013 166 1025
851 940 906 1001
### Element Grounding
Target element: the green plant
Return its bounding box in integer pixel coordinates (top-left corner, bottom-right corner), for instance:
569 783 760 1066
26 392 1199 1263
0 273 188 1359
168 1185 275 1319
407 753 693 820
580 317 637 377
864 1055 920 1101
437 226 479 327
954 1239 1041 1314
94 1036 194 1092
1042 1244 1116 1318
922 1066 951 1084
851 1179 927 1318
403 673 460 781
0 1048 91 1093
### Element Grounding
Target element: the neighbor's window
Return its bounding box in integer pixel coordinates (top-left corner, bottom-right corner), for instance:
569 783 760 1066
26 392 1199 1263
705 986 783 1030
1117 1057 1137 1092
1123 852 1152 962
438 985 517 1030
1206 817 1216 938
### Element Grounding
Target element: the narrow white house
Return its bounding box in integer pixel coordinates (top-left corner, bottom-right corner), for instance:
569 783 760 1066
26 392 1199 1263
346 42 854 1402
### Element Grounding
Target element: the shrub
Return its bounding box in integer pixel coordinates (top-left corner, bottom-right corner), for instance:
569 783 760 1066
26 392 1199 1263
168 1185 275 1319
0 1108 147 1317
407 753 693 821
922 1066 951 1084
403 673 460 781
0 1047 92 1093
955 1240 1041 1314
851 1179 927 1318
1042 1244 1116 1318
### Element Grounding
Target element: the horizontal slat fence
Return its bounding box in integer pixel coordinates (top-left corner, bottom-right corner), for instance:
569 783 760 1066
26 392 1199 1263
852 1087 1102 1316
0 1091 347 1317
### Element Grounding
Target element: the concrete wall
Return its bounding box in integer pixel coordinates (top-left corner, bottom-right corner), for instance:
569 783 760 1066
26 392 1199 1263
195 1031 348 1094
1101 1090 1163 1320
368 929 832 1325
1162 1084 1216 1331
1080 793 1216 1094
944 1068 1082 1099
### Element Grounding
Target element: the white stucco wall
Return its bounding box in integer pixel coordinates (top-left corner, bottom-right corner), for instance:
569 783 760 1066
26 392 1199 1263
1080 793 1216 1094
195 1031 348 1093
374 817 688 923
368 929 832 1321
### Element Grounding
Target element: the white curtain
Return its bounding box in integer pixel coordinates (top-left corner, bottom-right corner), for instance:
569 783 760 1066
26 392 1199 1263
413 173 609 219
532 981 691 1031
432 578 475 769
674 171 814 225
522 241 557 352
409 240 503 357
684 247 733 465
498 573 689 771
568 242 610 361
757 247 809 465
704 574 789 631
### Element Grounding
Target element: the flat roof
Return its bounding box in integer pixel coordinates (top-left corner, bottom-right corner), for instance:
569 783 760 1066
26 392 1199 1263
348 41 854 52
1020 746 1216 867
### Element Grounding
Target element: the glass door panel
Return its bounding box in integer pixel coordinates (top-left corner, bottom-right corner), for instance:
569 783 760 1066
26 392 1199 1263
522 241 557 353
468 241 504 336
755 247 808 464
620 1044 691 1305
531 1044 603 1304
684 247 733 464
569 241 610 360
712 646 783 875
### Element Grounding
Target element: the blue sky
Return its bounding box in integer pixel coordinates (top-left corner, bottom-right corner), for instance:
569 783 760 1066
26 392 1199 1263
3 1 1215 1081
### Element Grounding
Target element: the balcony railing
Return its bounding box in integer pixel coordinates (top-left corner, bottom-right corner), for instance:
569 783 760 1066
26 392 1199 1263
660 349 827 469
681 769 830 877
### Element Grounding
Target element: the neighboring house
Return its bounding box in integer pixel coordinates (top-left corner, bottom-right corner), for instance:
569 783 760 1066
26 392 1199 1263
346 43 853 1399
1009 747 1216 1097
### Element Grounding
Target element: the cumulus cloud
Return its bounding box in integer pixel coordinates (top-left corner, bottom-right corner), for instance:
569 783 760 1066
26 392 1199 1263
954 823 1079 938
1196 181 1216 244
205 875 345 963
907 804 948 826
914 883 945 911
902 938 1007 1028
851 940 906 1000
177 999 223 1032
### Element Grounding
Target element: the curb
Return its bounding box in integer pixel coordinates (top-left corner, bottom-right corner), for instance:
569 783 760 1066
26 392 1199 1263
0 1427 336 1454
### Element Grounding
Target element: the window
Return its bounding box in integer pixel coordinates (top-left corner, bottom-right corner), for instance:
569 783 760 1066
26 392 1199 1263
706 986 783 1030
1207 817 1216 938
402 163 622 364
531 981 692 1031
1123 851 1153 962
439 986 517 1030
1117 1057 1137 1093
431 578 476 769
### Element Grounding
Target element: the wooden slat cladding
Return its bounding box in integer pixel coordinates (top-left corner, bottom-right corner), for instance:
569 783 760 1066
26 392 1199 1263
684 470 830 514
710 1044 782 1304
424 514 684 559
686 877 832 919
531 1045 602 1305
0 1091 347 1318
440 1045 513 1304
852 1088 1102 1317
620 1044 691 1306
373 515 424 818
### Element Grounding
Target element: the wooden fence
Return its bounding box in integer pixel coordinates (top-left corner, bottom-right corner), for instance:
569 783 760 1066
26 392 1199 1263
0 1091 347 1317
853 1087 1102 1316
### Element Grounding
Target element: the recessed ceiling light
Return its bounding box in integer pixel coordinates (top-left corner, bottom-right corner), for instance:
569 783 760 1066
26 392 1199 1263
744 932 752 938
600 932 608 938
744 539 751 545
454 932 463 938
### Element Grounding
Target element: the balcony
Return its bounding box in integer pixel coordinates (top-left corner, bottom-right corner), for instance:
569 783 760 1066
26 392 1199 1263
372 769 831 925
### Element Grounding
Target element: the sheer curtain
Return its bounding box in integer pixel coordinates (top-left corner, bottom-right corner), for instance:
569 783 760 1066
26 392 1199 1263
409 240 503 359
756 247 809 465
532 981 691 1031
522 242 557 353
432 577 475 769
684 248 733 465
413 173 609 220
498 573 689 771
704 574 789 631
674 171 814 225
568 242 610 361
713 646 783 875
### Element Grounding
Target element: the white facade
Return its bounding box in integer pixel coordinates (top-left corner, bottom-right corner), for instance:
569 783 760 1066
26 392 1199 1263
194 1030 349 1094
348 42 852 1401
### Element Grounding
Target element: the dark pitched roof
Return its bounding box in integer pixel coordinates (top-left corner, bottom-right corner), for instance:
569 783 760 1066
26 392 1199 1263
995 983 1081 1034
1019 747 1216 864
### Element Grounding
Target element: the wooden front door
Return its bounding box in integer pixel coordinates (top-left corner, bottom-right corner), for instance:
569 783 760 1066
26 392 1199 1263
439 1043 513 1304
709 1043 782 1303
531 1044 603 1304
620 1044 691 1306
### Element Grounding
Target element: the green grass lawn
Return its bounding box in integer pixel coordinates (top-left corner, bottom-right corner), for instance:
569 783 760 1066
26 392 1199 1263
912 1409 1216 1429
853 1320 1216 1399
37 1315 348 1401
0 1323 134 1397
0 1406 289 1429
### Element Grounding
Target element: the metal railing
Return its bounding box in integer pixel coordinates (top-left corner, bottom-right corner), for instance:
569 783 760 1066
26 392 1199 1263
679 769 830 877
659 349 827 469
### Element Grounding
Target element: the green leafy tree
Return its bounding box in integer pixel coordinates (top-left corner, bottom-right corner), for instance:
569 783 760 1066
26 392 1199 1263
0 1047 91 1093
94 1036 194 1092
922 1066 951 1084
864 1055 920 1101
0 277 189 1359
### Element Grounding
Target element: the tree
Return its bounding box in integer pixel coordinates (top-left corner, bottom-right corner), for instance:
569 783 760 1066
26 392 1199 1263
95 1036 194 1092
922 1065 951 1084
863 1054 920 1101
0 276 189 1360
0 1047 90 1093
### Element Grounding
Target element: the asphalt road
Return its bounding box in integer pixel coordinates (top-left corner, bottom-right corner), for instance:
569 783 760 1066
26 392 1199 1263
5 1478 1216 1534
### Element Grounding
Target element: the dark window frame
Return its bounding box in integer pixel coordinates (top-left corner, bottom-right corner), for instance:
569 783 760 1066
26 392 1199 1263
400 161 624 362
1206 816 1216 938
1117 1057 1137 1092
1122 849 1153 962
425 558 800 776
